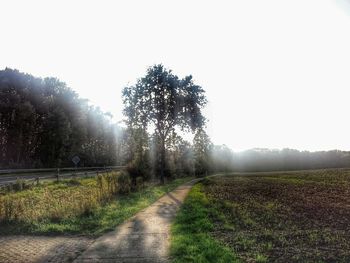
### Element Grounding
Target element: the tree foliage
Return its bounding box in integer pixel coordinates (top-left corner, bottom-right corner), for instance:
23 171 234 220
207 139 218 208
0 68 121 168
122 64 207 183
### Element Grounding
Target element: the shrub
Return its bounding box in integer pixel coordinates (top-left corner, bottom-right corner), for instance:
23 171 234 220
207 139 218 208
12 179 27 192
97 173 109 201
104 172 118 196
97 173 104 189
136 176 144 190
117 171 131 194
67 178 81 186
126 152 151 187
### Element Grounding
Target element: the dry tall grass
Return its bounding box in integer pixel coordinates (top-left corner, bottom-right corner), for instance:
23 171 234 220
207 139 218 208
0 171 132 223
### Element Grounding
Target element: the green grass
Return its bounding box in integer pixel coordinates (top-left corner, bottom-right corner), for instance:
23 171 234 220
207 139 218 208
170 183 239 263
0 175 192 236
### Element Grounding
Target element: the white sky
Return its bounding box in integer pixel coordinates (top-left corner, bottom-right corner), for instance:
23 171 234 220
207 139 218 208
1 0 350 152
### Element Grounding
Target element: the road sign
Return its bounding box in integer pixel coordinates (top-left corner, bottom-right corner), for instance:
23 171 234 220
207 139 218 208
72 155 80 166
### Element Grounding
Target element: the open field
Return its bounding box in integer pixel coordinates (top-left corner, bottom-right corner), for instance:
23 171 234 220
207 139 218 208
171 169 350 262
0 173 192 236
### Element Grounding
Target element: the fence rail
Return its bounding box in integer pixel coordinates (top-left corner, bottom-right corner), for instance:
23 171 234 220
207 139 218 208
0 166 125 175
0 166 126 188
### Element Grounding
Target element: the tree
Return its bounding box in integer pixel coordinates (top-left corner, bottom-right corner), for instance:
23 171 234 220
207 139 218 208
193 128 212 176
124 126 151 186
211 144 234 172
164 130 194 177
122 64 207 183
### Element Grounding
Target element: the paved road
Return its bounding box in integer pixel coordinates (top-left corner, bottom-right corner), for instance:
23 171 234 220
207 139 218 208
0 236 93 263
74 179 199 263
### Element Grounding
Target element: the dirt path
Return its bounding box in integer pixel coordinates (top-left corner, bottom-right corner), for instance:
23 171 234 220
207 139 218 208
73 179 198 263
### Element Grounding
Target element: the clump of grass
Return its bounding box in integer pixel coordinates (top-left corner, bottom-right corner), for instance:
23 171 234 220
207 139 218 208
170 184 238 263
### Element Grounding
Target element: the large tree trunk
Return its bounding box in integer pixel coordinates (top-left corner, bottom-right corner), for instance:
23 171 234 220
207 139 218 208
160 136 166 184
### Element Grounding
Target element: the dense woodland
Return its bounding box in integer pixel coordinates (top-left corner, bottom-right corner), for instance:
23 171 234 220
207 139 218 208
1 67 350 180
0 68 123 168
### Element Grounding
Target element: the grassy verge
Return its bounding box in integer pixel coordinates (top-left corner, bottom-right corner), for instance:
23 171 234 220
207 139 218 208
170 182 238 263
0 175 192 236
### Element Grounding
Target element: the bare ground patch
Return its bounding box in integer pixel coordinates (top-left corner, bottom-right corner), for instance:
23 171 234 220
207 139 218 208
204 171 350 262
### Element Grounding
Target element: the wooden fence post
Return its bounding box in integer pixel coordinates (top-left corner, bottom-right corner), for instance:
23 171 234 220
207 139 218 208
56 168 60 182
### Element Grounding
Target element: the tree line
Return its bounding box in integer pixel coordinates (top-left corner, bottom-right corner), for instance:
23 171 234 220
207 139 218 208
0 68 121 168
231 148 350 172
207 146 350 172
2 67 350 181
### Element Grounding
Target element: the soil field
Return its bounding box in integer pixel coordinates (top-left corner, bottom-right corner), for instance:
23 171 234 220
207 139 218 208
202 170 350 262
